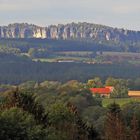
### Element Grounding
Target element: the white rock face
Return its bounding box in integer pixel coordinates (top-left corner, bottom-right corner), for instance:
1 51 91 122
19 28 26 38
33 28 46 38
33 29 41 38
0 23 140 43
41 28 47 38
50 26 58 39
105 32 110 41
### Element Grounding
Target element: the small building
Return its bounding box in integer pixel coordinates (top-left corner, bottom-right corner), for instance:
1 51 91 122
128 91 140 98
90 86 114 98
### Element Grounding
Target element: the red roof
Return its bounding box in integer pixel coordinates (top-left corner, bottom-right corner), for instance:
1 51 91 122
90 88 111 95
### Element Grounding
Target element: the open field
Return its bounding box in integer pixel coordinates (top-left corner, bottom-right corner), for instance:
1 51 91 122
102 52 140 57
101 52 140 65
55 51 93 56
56 51 140 57
30 51 140 65
102 98 140 107
33 56 93 63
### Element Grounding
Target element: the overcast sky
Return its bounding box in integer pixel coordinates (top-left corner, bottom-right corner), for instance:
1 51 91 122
0 0 140 30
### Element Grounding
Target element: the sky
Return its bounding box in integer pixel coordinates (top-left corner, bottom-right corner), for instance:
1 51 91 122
0 0 140 30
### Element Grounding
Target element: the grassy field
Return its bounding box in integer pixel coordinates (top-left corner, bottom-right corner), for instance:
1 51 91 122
102 52 140 57
32 56 92 63
102 98 140 107
31 51 140 65
56 51 140 57
55 51 93 55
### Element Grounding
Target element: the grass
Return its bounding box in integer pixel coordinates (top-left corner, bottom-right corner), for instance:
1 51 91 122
103 52 140 57
56 51 140 57
33 58 56 62
32 56 93 63
55 51 93 55
30 51 140 65
102 98 140 107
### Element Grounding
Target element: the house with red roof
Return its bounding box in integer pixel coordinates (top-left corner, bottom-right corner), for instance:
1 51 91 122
90 86 114 98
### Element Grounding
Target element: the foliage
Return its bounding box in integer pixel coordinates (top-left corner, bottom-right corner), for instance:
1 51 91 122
102 98 140 107
0 89 100 140
82 106 107 136
105 102 140 140
107 102 121 114
87 77 103 88
121 102 140 127
105 103 127 140
0 52 140 84
0 107 47 140
47 103 74 125
106 77 128 98
130 115 140 140
0 79 140 139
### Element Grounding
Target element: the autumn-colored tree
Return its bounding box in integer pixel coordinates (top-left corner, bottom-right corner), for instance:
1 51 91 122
105 103 127 140
67 103 99 140
130 115 140 140
87 77 103 88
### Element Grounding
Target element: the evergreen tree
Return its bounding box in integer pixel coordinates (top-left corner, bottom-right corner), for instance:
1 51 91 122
105 103 127 140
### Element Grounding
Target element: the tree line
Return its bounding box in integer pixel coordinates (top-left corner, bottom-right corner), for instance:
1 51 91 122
0 52 140 85
0 80 140 139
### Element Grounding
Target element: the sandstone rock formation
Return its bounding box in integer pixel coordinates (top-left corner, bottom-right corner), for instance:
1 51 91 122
0 22 140 43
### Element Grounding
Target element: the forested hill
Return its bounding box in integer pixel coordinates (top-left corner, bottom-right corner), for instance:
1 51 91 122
0 22 140 43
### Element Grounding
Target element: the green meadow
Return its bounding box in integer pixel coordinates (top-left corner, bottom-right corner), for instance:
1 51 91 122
102 98 140 107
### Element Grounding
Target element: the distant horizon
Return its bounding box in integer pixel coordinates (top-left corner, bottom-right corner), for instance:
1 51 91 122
0 21 139 31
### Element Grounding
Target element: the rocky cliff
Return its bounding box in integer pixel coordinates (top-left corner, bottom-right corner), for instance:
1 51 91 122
0 22 140 42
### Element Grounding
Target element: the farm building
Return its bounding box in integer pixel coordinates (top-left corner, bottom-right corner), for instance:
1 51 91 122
128 91 140 98
90 86 114 98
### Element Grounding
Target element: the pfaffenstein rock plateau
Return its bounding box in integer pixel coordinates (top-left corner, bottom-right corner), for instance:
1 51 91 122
0 22 140 42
